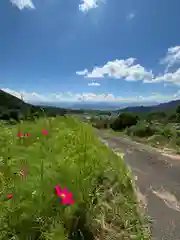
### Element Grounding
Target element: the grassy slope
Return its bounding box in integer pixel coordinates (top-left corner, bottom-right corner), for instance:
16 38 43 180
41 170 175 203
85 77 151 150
0 117 149 240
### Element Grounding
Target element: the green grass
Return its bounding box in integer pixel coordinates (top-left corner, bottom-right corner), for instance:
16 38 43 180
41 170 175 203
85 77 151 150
0 116 149 239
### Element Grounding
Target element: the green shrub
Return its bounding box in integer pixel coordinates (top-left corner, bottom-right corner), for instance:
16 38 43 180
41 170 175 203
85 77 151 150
159 126 174 139
127 123 156 137
0 110 21 122
112 112 139 131
146 112 167 122
92 118 112 129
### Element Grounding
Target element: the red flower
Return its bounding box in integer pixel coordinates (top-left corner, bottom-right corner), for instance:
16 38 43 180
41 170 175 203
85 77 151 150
18 132 22 137
8 194 13 199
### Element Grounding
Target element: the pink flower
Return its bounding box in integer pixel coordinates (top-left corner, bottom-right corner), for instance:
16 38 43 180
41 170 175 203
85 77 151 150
55 185 75 205
18 132 23 137
42 129 48 136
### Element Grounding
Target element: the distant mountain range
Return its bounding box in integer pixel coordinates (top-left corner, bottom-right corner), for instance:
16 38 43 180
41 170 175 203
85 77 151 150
34 99 180 114
0 89 180 116
117 99 180 114
34 101 159 111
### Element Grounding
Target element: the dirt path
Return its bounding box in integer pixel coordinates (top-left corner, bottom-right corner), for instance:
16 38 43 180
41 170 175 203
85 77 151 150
97 130 180 240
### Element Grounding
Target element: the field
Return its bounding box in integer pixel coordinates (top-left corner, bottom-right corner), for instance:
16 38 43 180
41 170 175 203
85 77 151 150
0 116 149 240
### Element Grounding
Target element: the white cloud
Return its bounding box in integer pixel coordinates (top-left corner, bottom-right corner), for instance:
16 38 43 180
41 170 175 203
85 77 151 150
160 46 180 72
75 92 180 103
79 0 101 12
2 88 180 104
10 0 35 10
88 82 100 86
144 68 180 85
76 46 180 85
76 69 88 75
2 88 22 99
77 58 154 82
127 13 135 20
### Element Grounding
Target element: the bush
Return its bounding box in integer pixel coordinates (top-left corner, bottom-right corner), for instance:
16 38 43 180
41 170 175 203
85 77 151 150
0 110 21 121
91 118 113 129
176 105 180 115
0 111 10 120
176 105 180 122
9 110 21 121
92 119 106 129
145 112 167 123
168 113 177 122
126 123 156 138
159 126 174 139
112 112 139 131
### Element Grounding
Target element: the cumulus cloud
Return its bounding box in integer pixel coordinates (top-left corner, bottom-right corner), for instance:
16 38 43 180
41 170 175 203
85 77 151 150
76 46 180 86
2 88 180 104
10 0 35 10
145 68 180 85
88 82 100 86
160 46 180 72
79 0 102 12
127 13 135 20
77 58 154 82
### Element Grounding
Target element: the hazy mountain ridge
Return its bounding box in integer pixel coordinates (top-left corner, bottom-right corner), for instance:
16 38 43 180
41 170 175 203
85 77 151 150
35 101 159 111
0 89 180 115
118 100 180 114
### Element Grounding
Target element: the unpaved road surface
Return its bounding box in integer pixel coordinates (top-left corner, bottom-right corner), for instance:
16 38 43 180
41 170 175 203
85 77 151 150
97 130 180 240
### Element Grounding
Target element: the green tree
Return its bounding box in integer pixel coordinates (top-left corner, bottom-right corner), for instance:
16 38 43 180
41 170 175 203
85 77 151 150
176 105 180 114
112 112 139 131
176 105 180 122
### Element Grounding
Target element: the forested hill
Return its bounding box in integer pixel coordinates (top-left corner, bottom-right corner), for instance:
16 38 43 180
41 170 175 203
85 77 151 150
116 100 180 114
0 89 83 121
0 89 30 110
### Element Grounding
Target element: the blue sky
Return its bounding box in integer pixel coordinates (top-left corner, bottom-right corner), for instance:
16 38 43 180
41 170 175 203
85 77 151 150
0 0 180 104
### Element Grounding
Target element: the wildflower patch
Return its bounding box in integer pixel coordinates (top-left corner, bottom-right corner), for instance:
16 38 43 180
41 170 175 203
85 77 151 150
17 129 48 137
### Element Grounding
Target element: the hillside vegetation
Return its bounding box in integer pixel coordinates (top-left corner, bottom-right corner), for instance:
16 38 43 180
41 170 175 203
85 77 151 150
0 89 88 122
0 116 149 239
92 104 180 153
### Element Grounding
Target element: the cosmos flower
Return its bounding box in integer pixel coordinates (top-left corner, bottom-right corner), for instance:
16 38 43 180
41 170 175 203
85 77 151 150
42 129 48 136
55 185 75 205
